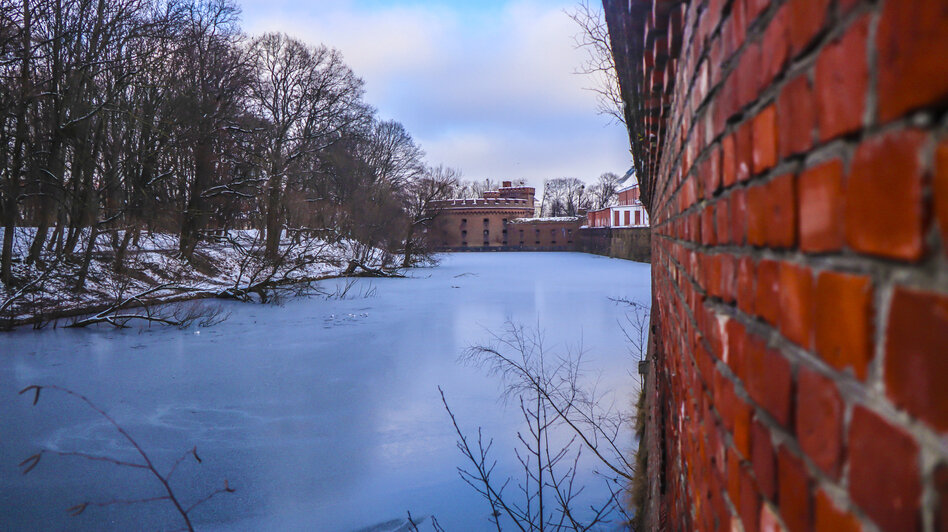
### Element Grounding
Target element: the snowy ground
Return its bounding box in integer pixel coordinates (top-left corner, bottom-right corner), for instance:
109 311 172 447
0 252 651 531
0 228 385 324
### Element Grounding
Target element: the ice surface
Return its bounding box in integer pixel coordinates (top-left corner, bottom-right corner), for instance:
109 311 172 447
0 252 650 531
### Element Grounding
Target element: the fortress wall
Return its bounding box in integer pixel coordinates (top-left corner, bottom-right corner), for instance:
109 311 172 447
603 1 948 530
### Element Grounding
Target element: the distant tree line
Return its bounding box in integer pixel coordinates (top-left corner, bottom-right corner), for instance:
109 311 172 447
0 0 457 287
539 173 620 217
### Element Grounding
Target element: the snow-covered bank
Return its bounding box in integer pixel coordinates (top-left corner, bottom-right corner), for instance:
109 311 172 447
0 228 390 328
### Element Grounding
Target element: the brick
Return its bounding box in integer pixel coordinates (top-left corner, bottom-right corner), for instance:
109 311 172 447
702 206 716 246
766 173 796 248
745 342 793 428
722 135 737 187
726 318 748 383
733 392 752 458
744 0 768 23
776 74 815 158
728 447 744 509
750 419 776 500
737 257 756 316
736 121 753 183
760 5 790 87
876 0 948 121
814 271 873 380
795 367 843 478
740 464 761 532
708 148 722 198
814 489 860 532
720 254 736 303
726 0 748 57
815 17 868 141
737 43 763 109
716 200 730 244
848 406 921 531
778 262 813 349
731 187 747 246
788 0 830 54
747 184 768 246
756 260 779 326
884 287 948 432
936 141 948 254
798 160 844 252
752 106 778 175
846 130 926 261
777 447 811 532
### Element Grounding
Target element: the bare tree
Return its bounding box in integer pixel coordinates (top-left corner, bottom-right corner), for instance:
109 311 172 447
540 178 589 217
174 0 250 260
401 165 459 267
586 172 620 211
18 385 234 532
442 322 636 531
567 1 624 125
247 32 367 259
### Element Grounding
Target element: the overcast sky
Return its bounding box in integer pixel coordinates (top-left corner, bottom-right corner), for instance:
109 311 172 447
237 0 632 187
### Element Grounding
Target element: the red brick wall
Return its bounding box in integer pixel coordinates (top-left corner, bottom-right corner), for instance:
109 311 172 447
604 0 948 530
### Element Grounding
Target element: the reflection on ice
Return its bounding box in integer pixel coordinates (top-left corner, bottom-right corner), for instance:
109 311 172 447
0 252 650 531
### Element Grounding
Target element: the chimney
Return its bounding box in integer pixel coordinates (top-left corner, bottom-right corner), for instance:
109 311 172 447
502 181 512 188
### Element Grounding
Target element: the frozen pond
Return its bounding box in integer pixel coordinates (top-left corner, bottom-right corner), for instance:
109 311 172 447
0 252 650 531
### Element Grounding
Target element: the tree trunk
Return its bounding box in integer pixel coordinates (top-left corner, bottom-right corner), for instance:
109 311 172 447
75 222 99 290
113 226 134 273
264 172 283 260
402 223 415 268
179 137 214 260
3 0 31 284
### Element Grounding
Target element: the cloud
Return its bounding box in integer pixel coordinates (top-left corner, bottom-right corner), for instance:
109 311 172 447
237 0 632 186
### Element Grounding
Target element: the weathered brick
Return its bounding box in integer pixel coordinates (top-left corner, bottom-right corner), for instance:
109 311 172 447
702 206 716 246
728 190 747 245
776 74 815 158
936 141 948 254
814 489 860 532
778 262 813 349
845 130 926 261
735 121 753 183
760 5 790 88
766 173 796 248
876 0 948 121
756 260 779 326
884 287 948 432
848 406 921 531
708 147 722 198
719 254 737 303
777 447 811 532
740 464 761 532
795 367 842 478
747 184 768 246
746 340 793 428
737 43 762 109
750 419 776 500
752 106 778 175
814 16 868 141
733 391 752 458
814 271 873 380
722 134 737 187
716 199 730 244
737 256 756 316
798 160 844 252
788 0 830 54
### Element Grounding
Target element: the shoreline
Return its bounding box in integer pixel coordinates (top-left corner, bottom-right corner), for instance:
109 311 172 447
1 271 355 331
